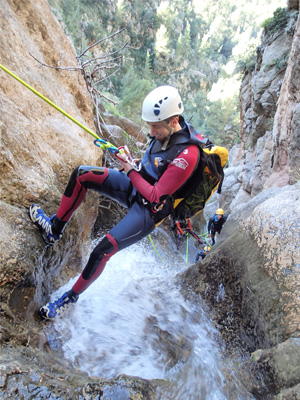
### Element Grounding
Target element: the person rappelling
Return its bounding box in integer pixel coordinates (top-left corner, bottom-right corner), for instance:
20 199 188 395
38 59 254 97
27 85 227 319
195 245 211 263
207 208 228 245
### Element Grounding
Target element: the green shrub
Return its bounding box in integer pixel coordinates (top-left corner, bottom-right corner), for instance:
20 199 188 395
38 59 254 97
261 7 289 34
234 44 257 74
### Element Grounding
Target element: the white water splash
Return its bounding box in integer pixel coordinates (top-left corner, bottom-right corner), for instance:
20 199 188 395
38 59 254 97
47 239 253 399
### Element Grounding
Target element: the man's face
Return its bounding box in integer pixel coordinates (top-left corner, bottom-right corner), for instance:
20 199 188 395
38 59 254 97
217 214 222 220
147 121 171 141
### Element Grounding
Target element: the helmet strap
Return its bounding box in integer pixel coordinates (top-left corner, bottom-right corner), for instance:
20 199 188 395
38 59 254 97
161 120 174 150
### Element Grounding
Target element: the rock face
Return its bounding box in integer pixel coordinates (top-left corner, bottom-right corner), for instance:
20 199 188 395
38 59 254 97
1 0 300 399
222 8 300 212
0 0 102 304
181 182 300 398
270 14 300 188
0 1 155 398
182 6 300 398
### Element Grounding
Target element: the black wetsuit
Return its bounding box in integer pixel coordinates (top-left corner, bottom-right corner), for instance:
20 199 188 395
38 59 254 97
54 118 204 295
207 214 227 245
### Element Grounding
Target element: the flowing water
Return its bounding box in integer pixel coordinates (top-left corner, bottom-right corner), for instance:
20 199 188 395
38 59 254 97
45 234 254 399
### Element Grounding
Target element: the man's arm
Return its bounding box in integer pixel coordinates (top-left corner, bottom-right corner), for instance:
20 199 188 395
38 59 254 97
128 145 199 204
220 216 227 231
195 251 201 263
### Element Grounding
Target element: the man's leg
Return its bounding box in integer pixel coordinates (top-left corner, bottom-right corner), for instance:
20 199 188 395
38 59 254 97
71 200 155 294
30 166 133 245
56 166 134 221
210 229 216 245
40 201 155 319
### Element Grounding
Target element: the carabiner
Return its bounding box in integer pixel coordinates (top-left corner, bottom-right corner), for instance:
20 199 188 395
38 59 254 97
94 139 118 154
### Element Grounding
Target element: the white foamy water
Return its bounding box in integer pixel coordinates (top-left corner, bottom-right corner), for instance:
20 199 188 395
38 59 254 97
47 238 253 399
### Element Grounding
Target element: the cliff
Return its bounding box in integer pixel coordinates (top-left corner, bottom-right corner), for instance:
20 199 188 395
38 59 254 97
0 0 104 313
221 2 300 209
0 0 154 398
183 2 300 398
1 0 300 398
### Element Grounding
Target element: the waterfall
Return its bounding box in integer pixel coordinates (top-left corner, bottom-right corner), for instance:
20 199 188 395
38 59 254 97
44 238 253 399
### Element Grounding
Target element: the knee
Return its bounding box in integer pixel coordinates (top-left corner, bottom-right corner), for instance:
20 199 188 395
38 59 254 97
64 166 108 197
64 166 81 197
71 165 108 179
82 234 118 280
93 234 118 259
78 165 108 178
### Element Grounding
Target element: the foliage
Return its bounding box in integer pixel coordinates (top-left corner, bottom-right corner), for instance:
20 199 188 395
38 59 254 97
261 7 289 34
202 96 240 147
118 63 155 123
234 44 257 74
183 90 208 132
263 51 290 72
273 52 289 71
49 0 288 149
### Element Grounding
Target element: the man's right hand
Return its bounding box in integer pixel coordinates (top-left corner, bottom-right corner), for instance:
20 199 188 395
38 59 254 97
115 145 132 163
115 146 142 173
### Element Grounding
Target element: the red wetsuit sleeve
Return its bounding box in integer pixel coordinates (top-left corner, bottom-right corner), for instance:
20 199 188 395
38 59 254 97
128 145 199 204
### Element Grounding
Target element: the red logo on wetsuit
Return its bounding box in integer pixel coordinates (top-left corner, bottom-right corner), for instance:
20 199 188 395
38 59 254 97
171 158 189 170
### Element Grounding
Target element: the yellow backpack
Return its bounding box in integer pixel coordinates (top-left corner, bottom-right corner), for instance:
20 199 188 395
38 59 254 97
174 143 228 220
203 145 229 167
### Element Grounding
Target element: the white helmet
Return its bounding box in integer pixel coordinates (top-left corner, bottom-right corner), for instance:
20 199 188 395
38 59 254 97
142 85 184 122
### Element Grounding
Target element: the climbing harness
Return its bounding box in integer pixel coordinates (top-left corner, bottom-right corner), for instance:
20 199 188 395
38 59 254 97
0 64 118 154
174 219 205 250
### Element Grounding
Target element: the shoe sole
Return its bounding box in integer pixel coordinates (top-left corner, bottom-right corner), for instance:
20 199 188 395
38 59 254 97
40 298 78 320
40 307 53 320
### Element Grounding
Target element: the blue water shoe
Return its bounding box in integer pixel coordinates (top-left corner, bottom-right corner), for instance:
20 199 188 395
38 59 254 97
40 291 79 319
29 204 62 245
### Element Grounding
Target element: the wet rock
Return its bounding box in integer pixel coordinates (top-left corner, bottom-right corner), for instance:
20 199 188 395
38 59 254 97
252 338 300 391
0 0 162 398
0 345 161 400
275 384 300 400
180 183 300 396
82 375 161 400
145 315 192 369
